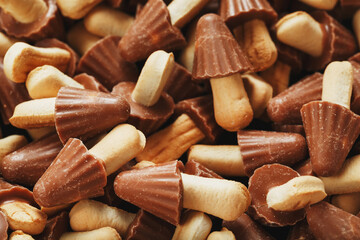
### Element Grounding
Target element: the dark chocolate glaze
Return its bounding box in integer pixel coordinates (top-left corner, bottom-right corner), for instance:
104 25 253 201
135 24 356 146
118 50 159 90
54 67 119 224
184 159 223 179
73 73 109 93
35 211 69 240
287 219 315 240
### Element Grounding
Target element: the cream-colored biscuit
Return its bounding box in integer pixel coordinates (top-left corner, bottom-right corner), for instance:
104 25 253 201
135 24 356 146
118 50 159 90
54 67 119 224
67 22 101 56
60 227 121 240
354 10 360 47
9 230 34 240
172 211 212 240
0 135 28 163
0 32 17 57
207 228 235 240
168 0 210 28
56 0 103 19
332 192 360 215
0 0 47 23
179 20 197 72
299 0 338 10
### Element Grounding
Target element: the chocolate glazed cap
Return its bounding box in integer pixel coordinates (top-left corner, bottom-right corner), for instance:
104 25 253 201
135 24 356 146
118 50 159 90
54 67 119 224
192 13 253 80
33 138 107 207
0 0 65 41
301 101 360 176
118 0 186 63
114 161 184 225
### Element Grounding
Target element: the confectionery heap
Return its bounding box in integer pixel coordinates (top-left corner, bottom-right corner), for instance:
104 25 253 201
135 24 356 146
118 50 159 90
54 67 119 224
1 0 360 239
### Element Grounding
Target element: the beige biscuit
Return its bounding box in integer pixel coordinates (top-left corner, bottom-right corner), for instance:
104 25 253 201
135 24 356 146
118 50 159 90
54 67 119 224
0 135 28 163
84 5 134 37
69 200 135 237
332 192 360 215
168 0 210 28
242 73 273 118
234 19 277 72
26 65 84 99
211 73 253 132
26 127 56 141
181 173 250 221
132 50 175 107
67 22 101 56
354 10 360 47
260 60 291 96
60 227 121 240
276 11 324 57
56 0 103 19
207 228 235 240
322 61 353 109
0 0 47 24
179 20 197 72
0 32 17 57
10 98 56 129
89 124 146 175
0 202 47 235
9 230 34 240
188 145 245 176
41 204 72 218
4 42 71 83
172 211 212 240
132 160 156 169
266 176 327 211
299 0 338 10
136 114 205 164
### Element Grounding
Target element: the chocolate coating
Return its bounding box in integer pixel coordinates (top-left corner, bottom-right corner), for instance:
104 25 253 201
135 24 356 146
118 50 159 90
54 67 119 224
114 161 184 225
118 0 186 63
55 87 130 144
1 133 63 187
0 0 65 41
73 73 109 93
77 36 139 91
33 138 107 207
238 130 308 176
36 211 69 240
287 220 315 240
350 60 360 115
192 13 253 80
248 164 305 227
112 82 174 136
294 159 315 176
272 123 305 137
0 211 7 240
184 159 223 179
0 178 34 205
306 201 360 240
274 38 303 71
301 101 360 176
223 213 275 240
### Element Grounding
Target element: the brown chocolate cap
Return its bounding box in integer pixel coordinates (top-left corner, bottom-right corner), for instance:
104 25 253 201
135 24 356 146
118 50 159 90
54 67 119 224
220 0 278 28
0 211 7 240
36 38 79 77
248 164 305 227
350 60 360 115
174 95 222 143
272 123 305 137
33 138 107 207
192 13 253 80
114 161 184 225
118 0 186 63
0 0 65 41
340 0 360 8
275 38 303 71
164 63 209 103
267 72 323 124
304 11 357 71
0 59 30 125
301 101 360 176
238 130 308 176
294 159 315 176
306 201 360 240
184 159 223 179
0 178 34 205
77 35 139 91
36 211 70 240
73 73 109 93
1 133 63 187
112 82 174 136
107 0 123 8
223 213 275 240
287 220 315 240
125 209 176 240
55 87 130 144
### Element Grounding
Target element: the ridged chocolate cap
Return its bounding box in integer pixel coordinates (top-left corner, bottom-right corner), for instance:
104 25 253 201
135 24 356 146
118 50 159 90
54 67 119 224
272 123 305 137
0 59 30 125
220 0 278 28
112 82 174 136
0 0 65 41
125 209 176 240
77 35 139 91
0 177 34 205
73 73 109 93
275 38 303 71
184 159 223 179
33 138 107 207
301 101 360 177
164 63 209 103
223 213 275 240
55 87 130 144
238 130 308 176
192 13 253 80
267 72 323 124
36 211 70 240
248 164 305 227
306 201 360 239
118 0 186 63
0 211 7 240
287 220 315 240
114 161 184 225
174 95 222 143
304 11 357 71
36 38 79 77
350 60 360 115
1 133 63 187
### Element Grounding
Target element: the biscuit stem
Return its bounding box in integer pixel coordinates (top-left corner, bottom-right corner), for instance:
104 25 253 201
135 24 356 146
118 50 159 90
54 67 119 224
0 0 47 24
